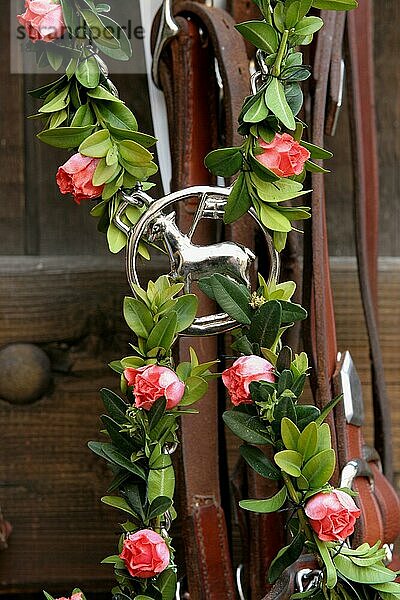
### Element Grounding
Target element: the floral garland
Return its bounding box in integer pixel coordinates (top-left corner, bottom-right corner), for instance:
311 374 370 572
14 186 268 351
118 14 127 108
18 1 400 600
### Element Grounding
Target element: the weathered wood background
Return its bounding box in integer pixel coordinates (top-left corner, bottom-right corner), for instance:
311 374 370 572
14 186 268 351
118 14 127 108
0 0 399 596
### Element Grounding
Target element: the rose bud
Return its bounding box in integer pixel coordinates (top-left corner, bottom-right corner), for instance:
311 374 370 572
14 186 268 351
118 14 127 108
120 529 170 578
124 365 185 411
56 154 105 204
17 0 66 43
305 489 361 542
256 133 310 178
222 355 275 406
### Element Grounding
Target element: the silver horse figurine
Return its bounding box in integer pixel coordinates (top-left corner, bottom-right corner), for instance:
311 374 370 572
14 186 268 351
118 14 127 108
147 212 256 292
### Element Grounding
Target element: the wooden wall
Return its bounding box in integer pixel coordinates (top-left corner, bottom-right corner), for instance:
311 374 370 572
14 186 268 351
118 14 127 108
0 0 399 594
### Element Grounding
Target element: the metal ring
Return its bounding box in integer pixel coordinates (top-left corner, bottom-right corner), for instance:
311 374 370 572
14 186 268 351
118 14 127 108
125 186 280 336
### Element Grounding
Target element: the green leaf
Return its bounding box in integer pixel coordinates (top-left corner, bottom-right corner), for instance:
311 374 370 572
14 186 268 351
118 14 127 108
244 92 269 123
101 495 137 516
173 295 198 332
298 0 313 20
235 21 279 53
294 16 323 37
296 405 321 431
43 593 55 600
79 129 112 158
76 54 101 89
146 312 178 353
297 422 318 462
147 496 173 521
102 446 146 479
302 449 335 488
79 9 120 49
239 486 287 513
279 301 307 323
123 297 154 338
285 1 300 28
119 140 153 166
37 125 95 148
252 175 309 203
157 569 177 600
107 220 126 253
180 376 207 406
95 101 138 131
274 449 302 477
274 396 297 424
92 14 132 60
205 147 243 177
285 82 304 117
268 531 305 582
305 159 330 173
281 417 300 450
256 202 292 233
100 388 128 424
315 395 343 426
273 1 285 32
301 141 333 160
92 158 120 186
39 86 70 113
265 78 296 130
198 274 252 325
248 300 282 348
312 0 358 9
224 174 252 224
223 410 273 445
334 554 395 585
87 85 121 102
101 414 131 454
109 126 156 147
148 397 167 431
315 536 337 588
148 463 175 503
317 423 332 452
240 445 281 480
71 104 94 127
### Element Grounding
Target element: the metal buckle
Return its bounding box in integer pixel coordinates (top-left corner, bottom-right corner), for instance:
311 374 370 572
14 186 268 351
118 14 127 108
296 568 323 593
152 0 180 88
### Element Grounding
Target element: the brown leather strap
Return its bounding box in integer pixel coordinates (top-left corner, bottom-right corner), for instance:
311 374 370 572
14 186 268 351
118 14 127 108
226 0 261 59
305 10 391 548
346 3 393 480
155 4 249 597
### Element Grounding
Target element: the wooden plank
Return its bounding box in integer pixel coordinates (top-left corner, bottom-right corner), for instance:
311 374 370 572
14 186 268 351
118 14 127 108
0 256 165 592
0 3 25 255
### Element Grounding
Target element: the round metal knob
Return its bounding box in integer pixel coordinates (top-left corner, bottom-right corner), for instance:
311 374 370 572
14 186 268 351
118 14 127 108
0 343 51 405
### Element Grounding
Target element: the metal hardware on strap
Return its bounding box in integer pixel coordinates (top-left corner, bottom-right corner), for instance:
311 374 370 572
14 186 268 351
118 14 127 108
296 569 323 593
152 0 180 88
236 564 246 600
340 459 375 492
338 351 365 427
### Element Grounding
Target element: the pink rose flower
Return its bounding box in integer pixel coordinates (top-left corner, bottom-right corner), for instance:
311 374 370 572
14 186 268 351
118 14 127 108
305 489 361 542
222 355 276 406
256 133 310 178
124 365 185 411
17 0 66 43
55 594 83 600
56 153 104 204
120 529 170 578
